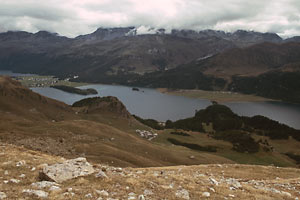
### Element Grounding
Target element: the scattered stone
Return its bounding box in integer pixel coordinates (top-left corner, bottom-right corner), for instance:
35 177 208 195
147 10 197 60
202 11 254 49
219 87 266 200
49 186 61 192
115 167 123 172
226 178 242 189
189 155 195 159
63 192 75 197
67 188 73 192
209 188 215 193
96 190 109 196
3 181 8 184
16 160 26 167
4 171 8 175
153 171 159 177
95 170 108 178
85 193 93 198
138 195 145 200
23 189 48 199
144 189 153 196
19 174 26 178
39 157 95 183
128 192 136 200
0 192 6 199
175 189 190 200
31 181 59 189
31 167 36 171
209 177 219 186
229 187 235 190
10 179 20 183
202 192 211 197
229 194 235 197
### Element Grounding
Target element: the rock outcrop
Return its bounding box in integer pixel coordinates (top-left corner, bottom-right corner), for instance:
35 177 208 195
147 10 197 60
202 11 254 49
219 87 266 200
39 157 95 183
72 96 132 119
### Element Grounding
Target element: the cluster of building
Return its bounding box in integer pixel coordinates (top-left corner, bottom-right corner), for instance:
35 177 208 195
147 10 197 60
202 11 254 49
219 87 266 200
135 129 158 141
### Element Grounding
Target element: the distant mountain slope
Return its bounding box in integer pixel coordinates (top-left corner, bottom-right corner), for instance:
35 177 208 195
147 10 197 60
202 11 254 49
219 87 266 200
0 27 295 81
1 28 300 103
131 42 300 103
0 29 235 78
201 42 300 78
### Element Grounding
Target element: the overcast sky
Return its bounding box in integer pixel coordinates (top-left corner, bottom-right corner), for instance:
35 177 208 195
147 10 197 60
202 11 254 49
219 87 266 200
0 0 299 38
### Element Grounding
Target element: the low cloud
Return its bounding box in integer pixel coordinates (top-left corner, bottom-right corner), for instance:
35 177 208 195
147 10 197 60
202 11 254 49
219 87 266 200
0 0 299 38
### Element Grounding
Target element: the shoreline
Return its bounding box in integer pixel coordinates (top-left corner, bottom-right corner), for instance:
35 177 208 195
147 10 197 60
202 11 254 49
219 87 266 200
157 88 277 103
0 72 278 103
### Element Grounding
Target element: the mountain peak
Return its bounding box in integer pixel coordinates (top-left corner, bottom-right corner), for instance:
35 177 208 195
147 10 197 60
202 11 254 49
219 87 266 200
34 31 58 37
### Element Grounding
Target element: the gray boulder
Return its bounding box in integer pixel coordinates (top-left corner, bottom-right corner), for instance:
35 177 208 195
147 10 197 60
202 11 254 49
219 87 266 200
39 157 95 183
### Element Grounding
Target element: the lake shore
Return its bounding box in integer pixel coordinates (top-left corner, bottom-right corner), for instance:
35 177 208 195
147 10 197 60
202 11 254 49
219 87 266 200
13 75 88 88
157 88 277 103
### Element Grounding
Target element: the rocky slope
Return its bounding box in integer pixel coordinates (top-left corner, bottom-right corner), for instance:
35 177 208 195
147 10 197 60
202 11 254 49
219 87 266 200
0 27 296 81
0 28 235 78
0 143 299 199
130 42 300 103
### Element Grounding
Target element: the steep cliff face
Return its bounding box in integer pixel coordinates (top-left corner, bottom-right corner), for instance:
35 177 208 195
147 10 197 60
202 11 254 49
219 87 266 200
72 96 132 119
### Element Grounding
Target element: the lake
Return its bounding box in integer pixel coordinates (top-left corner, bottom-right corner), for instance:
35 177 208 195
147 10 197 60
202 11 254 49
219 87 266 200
1 70 299 129
31 84 300 129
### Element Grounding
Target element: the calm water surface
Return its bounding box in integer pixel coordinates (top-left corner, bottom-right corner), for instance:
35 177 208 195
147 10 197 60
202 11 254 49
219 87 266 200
31 84 300 129
2 70 299 129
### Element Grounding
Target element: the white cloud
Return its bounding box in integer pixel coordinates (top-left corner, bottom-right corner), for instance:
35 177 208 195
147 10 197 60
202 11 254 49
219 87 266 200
0 0 299 38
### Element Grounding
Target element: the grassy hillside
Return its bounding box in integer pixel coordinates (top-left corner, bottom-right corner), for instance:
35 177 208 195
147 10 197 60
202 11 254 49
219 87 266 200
1 144 299 199
0 76 300 168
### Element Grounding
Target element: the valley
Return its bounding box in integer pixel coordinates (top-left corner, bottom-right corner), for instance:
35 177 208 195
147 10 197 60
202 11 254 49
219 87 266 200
0 70 300 199
0 76 299 168
1 0 300 198
1 28 300 103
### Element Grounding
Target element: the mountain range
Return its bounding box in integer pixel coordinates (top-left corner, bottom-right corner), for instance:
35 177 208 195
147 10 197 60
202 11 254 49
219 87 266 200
0 27 300 102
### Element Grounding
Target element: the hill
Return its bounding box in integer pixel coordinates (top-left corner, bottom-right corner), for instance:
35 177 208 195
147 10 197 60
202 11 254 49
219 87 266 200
0 76 235 167
0 143 299 199
131 42 300 103
1 76 300 169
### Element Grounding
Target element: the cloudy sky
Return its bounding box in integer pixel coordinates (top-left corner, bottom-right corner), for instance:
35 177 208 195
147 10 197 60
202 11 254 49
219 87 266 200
0 0 299 38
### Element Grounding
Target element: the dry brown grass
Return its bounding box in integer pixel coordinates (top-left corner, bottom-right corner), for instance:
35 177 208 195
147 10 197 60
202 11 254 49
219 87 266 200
158 88 274 103
0 144 299 200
